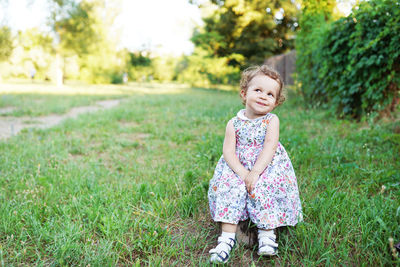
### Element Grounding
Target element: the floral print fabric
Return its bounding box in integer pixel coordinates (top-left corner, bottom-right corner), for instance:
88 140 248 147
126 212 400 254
208 109 303 229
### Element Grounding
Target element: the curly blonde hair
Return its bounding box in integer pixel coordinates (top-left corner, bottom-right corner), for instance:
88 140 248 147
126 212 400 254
239 64 285 106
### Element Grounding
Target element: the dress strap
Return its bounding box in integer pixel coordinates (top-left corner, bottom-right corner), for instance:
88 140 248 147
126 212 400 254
231 116 240 132
265 113 276 123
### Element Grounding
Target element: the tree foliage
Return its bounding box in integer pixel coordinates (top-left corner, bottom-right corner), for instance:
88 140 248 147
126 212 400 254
296 0 400 119
48 0 120 55
0 26 13 62
0 28 55 80
47 0 123 83
129 52 152 67
191 0 300 67
176 47 240 87
19 28 54 78
295 0 337 104
51 0 99 55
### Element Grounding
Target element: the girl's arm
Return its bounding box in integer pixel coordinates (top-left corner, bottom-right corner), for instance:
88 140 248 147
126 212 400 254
245 115 280 193
223 120 249 180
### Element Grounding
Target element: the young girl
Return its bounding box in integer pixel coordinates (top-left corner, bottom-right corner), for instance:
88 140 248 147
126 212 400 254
208 65 303 263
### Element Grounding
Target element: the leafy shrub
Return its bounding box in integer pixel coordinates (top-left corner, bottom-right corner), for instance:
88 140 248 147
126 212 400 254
128 66 153 82
295 0 336 106
176 48 241 87
297 0 400 119
110 72 123 84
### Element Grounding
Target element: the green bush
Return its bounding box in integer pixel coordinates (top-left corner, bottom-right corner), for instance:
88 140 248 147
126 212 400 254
295 0 337 105
176 48 241 87
110 72 123 84
297 0 400 119
128 66 153 82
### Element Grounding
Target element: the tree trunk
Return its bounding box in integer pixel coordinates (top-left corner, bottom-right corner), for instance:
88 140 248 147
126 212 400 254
55 53 63 86
235 219 258 247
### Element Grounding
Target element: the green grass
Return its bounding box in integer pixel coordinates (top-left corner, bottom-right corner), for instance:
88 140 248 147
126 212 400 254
0 94 124 117
0 84 399 265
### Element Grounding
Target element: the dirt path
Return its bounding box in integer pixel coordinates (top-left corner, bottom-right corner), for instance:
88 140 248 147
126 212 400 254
0 99 121 140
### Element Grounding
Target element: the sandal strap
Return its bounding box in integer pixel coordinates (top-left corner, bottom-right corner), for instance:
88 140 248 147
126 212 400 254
258 231 276 241
209 237 236 257
217 236 236 250
215 250 229 262
259 236 278 248
258 245 278 256
209 236 236 260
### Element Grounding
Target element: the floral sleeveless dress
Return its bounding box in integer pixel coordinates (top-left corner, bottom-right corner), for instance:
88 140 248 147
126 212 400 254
208 110 303 229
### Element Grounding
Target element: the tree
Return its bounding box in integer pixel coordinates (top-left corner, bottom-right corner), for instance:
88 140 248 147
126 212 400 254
46 0 122 83
0 26 13 62
52 1 98 56
19 28 54 79
191 0 300 67
48 0 121 56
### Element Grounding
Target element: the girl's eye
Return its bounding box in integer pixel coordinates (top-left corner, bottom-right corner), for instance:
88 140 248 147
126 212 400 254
255 89 261 92
268 93 274 97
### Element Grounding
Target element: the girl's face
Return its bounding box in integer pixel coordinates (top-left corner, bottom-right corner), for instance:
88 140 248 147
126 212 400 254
240 74 280 119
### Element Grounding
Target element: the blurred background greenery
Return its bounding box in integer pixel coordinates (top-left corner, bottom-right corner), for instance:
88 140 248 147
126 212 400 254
0 0 322 86
0 0 399 119
0 1 399 264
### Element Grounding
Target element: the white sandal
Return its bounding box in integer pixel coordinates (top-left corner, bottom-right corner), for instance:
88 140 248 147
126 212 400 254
257 230 278 256
209 236 236 263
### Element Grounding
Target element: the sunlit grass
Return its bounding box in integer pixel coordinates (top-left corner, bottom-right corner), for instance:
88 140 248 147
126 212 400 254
0 79 191 96
0 80 191 117
0 84 399 265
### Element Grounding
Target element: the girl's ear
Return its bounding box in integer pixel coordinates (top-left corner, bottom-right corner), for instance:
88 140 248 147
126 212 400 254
240 90 246 100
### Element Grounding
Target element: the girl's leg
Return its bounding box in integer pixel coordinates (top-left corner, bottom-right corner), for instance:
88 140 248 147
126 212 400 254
222 222 237 233
208 161 247 263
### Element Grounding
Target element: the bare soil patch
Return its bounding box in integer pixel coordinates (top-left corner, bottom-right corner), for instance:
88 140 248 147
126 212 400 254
0 99 121 140
0 106 16 115
118 121 140 128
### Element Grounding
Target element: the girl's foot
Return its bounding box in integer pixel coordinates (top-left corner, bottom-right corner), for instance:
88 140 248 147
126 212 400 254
209 235 236 263
257 229 278 256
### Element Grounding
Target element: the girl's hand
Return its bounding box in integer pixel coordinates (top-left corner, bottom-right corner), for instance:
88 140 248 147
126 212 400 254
245 171 260 193
238 169 250 181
